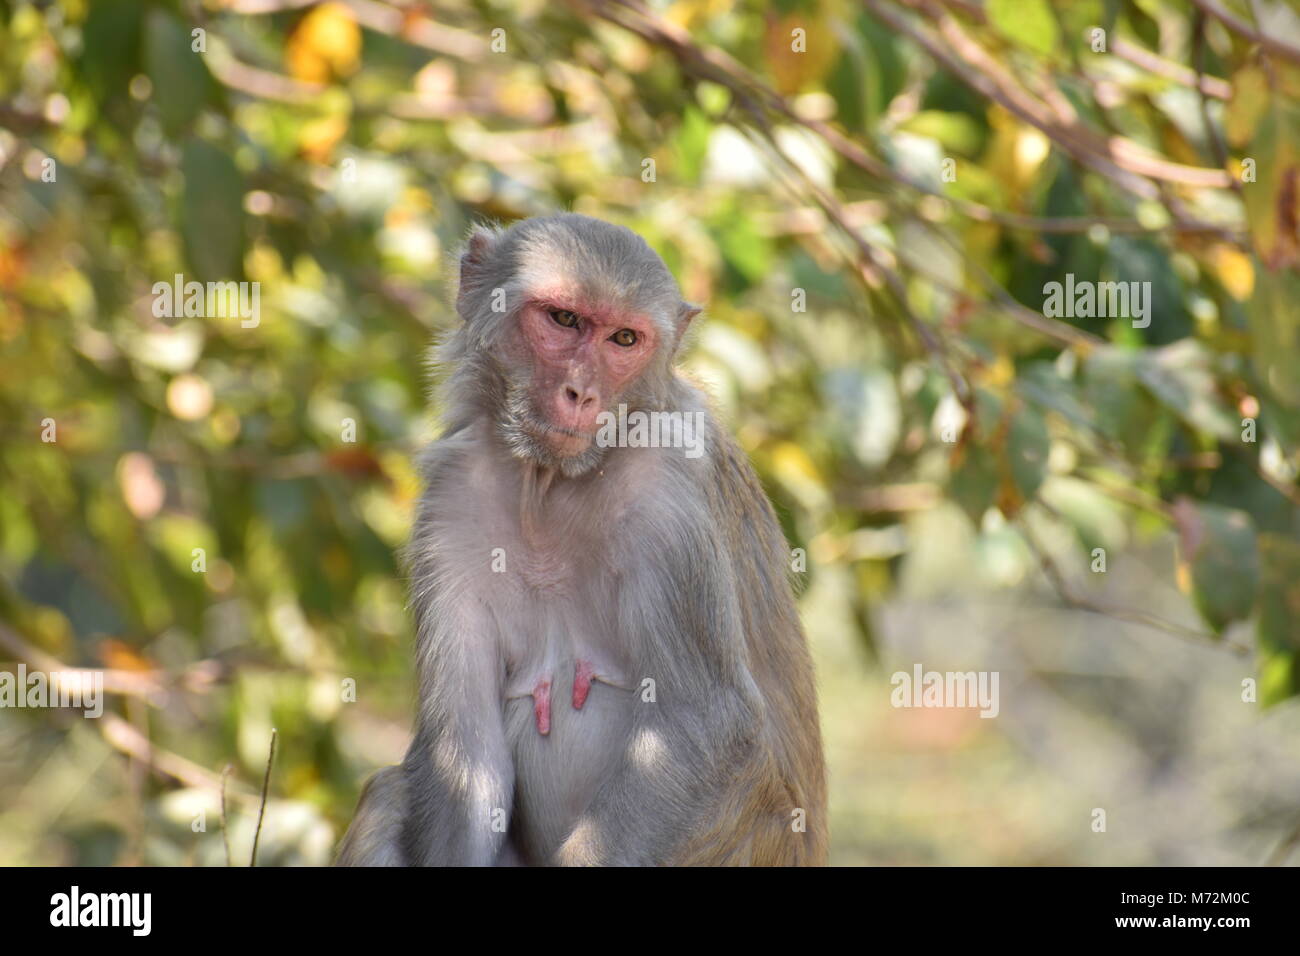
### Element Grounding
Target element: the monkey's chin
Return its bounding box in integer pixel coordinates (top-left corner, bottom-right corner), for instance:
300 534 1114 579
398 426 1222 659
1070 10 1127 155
504 421 606 478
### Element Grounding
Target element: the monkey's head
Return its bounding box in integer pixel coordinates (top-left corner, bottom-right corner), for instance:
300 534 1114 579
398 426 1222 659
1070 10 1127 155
451 214 700 477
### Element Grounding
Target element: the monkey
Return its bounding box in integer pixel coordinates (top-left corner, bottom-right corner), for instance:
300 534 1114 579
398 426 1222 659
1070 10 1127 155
336 213 827 866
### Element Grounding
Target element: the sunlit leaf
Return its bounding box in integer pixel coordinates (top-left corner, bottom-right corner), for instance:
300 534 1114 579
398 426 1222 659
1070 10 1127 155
987 0 1060 56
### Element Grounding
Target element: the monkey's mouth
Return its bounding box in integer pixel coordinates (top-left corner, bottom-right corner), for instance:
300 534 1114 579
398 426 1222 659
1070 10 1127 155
543 422 593 439
510 410 600 458
532 421 596 456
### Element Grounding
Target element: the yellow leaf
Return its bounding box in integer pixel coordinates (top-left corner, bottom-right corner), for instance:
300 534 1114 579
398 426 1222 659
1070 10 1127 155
1242 102 1300 269
98 639 156 673
986 107 1051 197
763 14 836 95
299 114 349 163
1208 244 1254 301
984 354 1015 387
286 2 361 84
666 0 732 30
770 441 827 509
1226 65 1269 148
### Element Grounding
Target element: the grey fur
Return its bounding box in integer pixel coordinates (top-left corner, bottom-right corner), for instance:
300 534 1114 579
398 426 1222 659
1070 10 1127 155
336 215 826 866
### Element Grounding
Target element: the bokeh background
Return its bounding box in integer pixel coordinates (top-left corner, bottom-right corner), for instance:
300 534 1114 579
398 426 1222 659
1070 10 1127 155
2 0 1299 866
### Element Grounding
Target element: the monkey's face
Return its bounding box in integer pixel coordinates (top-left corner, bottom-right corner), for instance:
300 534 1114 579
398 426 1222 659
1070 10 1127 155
507 289 659 472
456 214 694 477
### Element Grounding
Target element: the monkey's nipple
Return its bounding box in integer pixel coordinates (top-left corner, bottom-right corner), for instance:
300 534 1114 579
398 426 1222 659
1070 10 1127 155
532 677 552 735
573 659 595 710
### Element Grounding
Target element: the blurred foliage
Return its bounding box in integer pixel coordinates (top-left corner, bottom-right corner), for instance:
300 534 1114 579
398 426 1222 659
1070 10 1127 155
0 0 1298 865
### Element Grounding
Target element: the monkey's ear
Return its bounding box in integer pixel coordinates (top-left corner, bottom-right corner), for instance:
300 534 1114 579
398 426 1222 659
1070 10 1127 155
456 229 494 316
671 302 702 351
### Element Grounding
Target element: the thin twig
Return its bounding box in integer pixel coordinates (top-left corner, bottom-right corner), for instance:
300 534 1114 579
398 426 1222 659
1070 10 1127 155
1020 515 1247 653
1192 10 1236 189
579 0 1235 365
0 624 259 799
739 112 973 408
250 728 277 867
914 224 1105 350
0 623 163 700
220 764 233 868
866 0 1233 196
1111 37 1231 99
1075 469 1176 521
100 712 260 800
944 0 1236 99
1191 0 1300 66
342 0 490 61
592 0 1239 238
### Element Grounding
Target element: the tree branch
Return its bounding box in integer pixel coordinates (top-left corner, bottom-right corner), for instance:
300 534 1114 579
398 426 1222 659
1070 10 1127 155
1191 0 1300 66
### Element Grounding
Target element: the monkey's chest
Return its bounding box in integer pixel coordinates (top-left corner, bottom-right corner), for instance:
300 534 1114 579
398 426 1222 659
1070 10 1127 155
498 607 635 863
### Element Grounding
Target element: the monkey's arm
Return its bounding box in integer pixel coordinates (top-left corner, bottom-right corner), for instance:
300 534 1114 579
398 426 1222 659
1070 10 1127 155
554 517 770 866
396 445 515 866
400 580 515 866
336 585 513 867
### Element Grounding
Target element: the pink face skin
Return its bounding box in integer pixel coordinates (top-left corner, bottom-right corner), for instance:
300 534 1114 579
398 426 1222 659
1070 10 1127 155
518 287 659 460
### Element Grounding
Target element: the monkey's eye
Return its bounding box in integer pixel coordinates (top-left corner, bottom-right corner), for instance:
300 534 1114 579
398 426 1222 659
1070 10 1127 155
611 329 637 347
550 309 580 329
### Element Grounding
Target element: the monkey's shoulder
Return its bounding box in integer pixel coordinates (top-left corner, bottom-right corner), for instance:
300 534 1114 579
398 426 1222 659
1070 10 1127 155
686 422 783 528
412 423 488 484
612 421 788 566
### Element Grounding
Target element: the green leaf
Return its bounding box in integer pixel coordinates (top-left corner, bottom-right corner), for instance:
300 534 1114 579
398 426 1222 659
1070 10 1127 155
951 443 1000 525
1008 405 1050 499
1106 237 1187 344
1039 475 1128 553
77 0 144 100
1017 363 1090 430
181 138 245 282
1136 341 1238 441
145 10 212 133
149 514 218 575
830 13 905 132
1083 346 1170 461
987 0 1060 56
950 389 1007 522
1257 534 1300 704
713 210 772 284
827 25 869 135
898 111 985 157
1054 0 1107 45
1252 268 1300 407
1173 499 1260 634
675 106 711 182
1258 646 1297 708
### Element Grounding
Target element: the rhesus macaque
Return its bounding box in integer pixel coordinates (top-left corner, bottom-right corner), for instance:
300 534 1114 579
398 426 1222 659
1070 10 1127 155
337 214 826 866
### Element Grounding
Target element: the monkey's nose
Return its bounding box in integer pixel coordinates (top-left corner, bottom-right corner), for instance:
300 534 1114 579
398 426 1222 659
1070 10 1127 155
563 385 598 409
